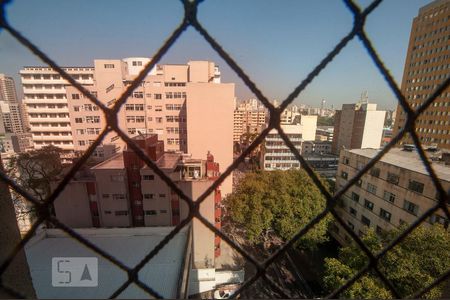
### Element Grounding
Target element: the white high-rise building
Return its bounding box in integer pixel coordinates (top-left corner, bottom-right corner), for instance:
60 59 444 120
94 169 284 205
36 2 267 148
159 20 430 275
20 67 95 151
262 115 317 171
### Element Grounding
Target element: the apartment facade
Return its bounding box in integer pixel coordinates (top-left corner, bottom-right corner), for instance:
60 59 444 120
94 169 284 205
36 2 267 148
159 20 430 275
22 59 234 195
20 66 95 151
54 134 223 260
332 102 386 155
233 99 267 142
393 0 450 149
332 147 450 245
262 117 317 171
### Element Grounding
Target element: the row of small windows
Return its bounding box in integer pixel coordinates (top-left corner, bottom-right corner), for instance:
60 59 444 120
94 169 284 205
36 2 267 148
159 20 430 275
412 37 450 53
35 141 71 145
29 113 68 118
76 128 101 135
350 190 420 218
25 94 66 100
33 132 71 136
77 140 96 146
22 73 92 80
23 84 64 89
29 122 70 127
341 168 424 194
74 116 101 124
27 104 66 109
73 104 100 112
264 163 300 169
407 72 450 84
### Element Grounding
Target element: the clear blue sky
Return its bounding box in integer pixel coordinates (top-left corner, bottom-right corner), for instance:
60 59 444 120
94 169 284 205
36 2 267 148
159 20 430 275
0 0 432 110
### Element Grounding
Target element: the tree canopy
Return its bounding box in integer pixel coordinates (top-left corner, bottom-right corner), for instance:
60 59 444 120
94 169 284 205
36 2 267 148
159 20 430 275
6 145 63 222
225 169 330 249
323 225 450 298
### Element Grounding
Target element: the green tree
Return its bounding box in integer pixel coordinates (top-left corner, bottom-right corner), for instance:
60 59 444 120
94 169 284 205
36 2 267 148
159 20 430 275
324 225 450 298
317 116 335 126
224 169 330 250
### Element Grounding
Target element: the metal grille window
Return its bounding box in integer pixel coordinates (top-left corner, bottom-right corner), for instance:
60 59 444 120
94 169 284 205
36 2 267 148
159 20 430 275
369 167 380 177
364 199 374 211
351 192 360 203
386 172 400 185
361 215 371 227
408 179 425 194
403 200 420 216
367 183 377 195
380 208 392 222
383 190 396 203
0 1 449 299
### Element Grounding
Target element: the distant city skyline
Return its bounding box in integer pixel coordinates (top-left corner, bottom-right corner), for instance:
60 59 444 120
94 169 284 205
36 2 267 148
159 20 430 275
0 0 434 110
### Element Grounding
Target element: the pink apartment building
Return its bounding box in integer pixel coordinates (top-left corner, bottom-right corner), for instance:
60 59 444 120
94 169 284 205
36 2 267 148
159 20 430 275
63 58 234 195
53 134 223 261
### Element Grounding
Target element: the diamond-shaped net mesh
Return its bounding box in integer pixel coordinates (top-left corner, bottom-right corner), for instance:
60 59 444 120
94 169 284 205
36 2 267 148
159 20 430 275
0 0 449 298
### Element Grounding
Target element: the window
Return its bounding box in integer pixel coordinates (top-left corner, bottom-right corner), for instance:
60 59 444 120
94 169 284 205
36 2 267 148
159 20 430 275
155 117 163 123
86 116 100 123
143 194 153 199
370 167 380 177
350 207 357 216
351 192 360 203
159 194 166 198
154 93 162 99
408 180 424 194
104 210 112 215
112 194 126 200
78 140 85 146
367 183 377 195
72 93 80 100
387 172 399 185
75 117 83 123
364 199 374 211
132 182 140 188
361 215 371 227
133 91 144 98
347 222 355 230
429 214 449 226
403 200 419 216
142 175 154 180
341 171 348 179
379 208 392 222
160 210 167 214
104 64 115 69
115 210 128 216
383 191 396 203
110 175 124 182
106 84 115 93
145 210 157 215
102 194 109 198
356 179 362 187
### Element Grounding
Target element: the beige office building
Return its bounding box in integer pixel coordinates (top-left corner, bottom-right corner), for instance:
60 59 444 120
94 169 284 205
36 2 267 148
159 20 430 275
332 147 449 245
332 102 386 155
393 0 450 149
